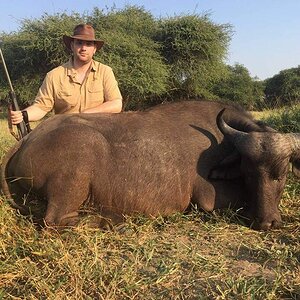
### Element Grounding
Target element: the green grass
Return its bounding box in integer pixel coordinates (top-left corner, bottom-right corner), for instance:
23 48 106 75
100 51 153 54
263 106 300 133
0 110 299 299
252 103 300 132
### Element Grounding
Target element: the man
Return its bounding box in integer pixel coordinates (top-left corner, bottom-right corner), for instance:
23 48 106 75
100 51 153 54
10 24 122 125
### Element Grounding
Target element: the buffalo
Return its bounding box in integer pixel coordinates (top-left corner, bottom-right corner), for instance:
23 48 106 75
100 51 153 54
1 100 300 230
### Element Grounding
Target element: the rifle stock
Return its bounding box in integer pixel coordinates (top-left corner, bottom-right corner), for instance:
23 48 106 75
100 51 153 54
0 41 29 140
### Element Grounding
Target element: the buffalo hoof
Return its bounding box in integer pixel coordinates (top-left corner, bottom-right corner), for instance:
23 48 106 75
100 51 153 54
251 219 282 231
44 211 80 229
44 213 115 231
239 208 282 231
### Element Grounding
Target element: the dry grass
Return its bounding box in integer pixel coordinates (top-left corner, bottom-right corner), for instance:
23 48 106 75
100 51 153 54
0 115 299 300
251 103 300 121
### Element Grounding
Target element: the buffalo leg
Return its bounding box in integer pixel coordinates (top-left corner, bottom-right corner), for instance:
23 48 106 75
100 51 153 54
43 172 90 228
191 177 216 211
192 177 245 211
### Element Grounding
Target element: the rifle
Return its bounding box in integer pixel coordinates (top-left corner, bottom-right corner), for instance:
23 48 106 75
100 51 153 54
0 40 30 140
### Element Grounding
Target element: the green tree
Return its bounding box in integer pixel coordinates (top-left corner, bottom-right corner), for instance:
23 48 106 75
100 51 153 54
0 7 233 109
156 14 232 99
0 13 84 106
89 6 169 109
212 63 265 110
264 66 300 108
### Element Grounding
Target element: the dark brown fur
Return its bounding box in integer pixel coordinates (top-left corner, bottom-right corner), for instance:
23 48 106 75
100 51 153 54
1 100 299 230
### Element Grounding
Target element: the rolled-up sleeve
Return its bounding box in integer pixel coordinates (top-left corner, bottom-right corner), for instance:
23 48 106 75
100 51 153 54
102 66 122 102
32 73 55 112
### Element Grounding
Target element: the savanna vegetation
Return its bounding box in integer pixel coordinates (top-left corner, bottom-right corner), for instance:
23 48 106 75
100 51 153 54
0 5 299 110
0 5 299 299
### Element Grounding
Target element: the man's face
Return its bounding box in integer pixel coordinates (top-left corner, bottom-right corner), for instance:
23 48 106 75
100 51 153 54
71 39 96 64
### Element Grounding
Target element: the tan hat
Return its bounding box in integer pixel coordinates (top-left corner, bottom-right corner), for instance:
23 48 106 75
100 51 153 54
63 24 104 51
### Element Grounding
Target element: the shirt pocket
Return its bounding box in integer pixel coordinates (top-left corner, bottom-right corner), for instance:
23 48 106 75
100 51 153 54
87 83 104 106
55 88 77 114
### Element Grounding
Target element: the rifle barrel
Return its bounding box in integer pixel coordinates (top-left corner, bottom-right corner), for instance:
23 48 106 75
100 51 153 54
0 42 28 139
0 47 14 93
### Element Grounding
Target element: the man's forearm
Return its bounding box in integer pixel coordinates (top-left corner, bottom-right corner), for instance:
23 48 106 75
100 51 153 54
25 105 48 121
82 99 122 114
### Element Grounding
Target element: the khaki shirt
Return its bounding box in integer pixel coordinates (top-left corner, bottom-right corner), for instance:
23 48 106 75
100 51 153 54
33 59 122 114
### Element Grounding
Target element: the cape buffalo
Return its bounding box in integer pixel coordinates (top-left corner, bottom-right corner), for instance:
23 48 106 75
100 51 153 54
1 100 300 230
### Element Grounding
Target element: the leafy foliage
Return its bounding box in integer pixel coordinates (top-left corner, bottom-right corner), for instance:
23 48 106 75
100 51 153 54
89 6 169 109
263 105 300 133
264 66 300 108
213 64 265 110
0 13 84 107
0 6 299 110
0 7 232 109
156 14 232 99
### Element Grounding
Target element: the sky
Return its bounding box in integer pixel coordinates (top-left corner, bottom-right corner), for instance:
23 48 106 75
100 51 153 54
0 0 299 80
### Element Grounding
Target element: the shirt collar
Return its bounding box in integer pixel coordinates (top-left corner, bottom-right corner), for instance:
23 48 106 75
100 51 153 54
66 59 96 75
90 60 97 72
66 59 76 79
66 59 97 81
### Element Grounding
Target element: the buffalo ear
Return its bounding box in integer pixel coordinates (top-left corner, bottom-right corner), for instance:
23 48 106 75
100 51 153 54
292 159 300 178
209 152 241 180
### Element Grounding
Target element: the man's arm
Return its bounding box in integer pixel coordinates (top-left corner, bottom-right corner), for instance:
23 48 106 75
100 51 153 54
82 99 122 114
10 105 48 125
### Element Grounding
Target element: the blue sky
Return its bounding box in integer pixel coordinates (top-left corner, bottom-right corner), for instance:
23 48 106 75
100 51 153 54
1 0 299 80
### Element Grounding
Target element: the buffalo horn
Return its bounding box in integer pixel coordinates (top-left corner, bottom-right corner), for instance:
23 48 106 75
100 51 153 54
216 109 250 153
217 109 276 157
218 109 300 158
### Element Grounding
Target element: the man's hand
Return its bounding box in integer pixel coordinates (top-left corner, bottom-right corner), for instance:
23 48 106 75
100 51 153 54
10 105 48 124
10 109 24 125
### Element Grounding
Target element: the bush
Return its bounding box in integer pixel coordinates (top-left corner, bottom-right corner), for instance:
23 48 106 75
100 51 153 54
0 13 85 106
212 64 265 110
264 66 300 108
0 8 233 109
156 14 232 100
90 6 169 109
263 105 300 133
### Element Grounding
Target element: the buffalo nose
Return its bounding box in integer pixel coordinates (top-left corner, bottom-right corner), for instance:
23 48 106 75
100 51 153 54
255 219 282 231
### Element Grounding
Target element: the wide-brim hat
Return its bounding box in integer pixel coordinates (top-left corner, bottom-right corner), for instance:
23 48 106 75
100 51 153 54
63 24 104 51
